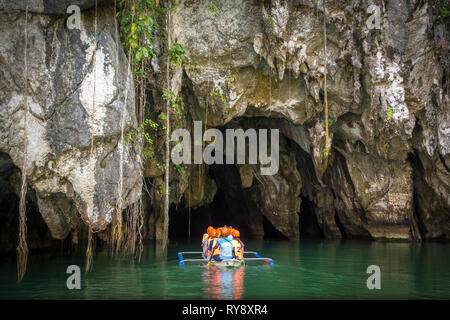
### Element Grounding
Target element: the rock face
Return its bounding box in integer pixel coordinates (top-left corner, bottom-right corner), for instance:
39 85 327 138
0 4 141 242
144 0 448 240
0 0 448 246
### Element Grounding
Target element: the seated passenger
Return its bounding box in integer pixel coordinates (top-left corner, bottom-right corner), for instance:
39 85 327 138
231 229 244 260
213 227 234 261
205 229 219 258
202 226 214 254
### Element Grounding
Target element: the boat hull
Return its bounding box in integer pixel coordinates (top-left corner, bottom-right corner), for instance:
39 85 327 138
209 258 244 268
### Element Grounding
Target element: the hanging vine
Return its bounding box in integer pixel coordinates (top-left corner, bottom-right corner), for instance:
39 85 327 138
111 0 161 257
111 0 131 257
163 5 171 243
85 0 99 273
17 5 30 282
322 0 330 158
116 0 185 245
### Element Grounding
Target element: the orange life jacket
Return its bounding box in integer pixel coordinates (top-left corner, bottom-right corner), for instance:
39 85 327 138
202 233 209 252
206 238 220 257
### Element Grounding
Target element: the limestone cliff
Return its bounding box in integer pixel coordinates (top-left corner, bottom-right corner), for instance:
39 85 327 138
145 0 449 241
0 0 448 252
0 1 142 248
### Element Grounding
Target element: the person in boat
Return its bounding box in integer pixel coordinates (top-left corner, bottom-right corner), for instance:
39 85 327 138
202 226 214 254
204 228 218 258
212 227 234 261
231 229 244 260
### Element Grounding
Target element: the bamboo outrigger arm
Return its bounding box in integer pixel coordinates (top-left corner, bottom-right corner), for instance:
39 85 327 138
178 251 274 266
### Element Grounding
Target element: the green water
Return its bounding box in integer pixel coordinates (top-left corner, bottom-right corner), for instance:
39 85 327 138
0 240 449 299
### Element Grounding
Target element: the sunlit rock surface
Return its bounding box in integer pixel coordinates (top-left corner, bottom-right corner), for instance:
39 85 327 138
0 0 448 245
0 5 141 241
152 0 448 240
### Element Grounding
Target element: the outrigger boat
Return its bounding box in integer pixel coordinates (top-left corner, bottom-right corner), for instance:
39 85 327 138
178 251 274 267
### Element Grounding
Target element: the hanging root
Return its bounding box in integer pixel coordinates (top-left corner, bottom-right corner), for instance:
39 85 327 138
85 226 94 273
323 0 330 155
125 203 138 256
119 199 144 260
84 0 98 273
135 197 144 261
17 201 28 281
113 210 123 255
17 5 29 282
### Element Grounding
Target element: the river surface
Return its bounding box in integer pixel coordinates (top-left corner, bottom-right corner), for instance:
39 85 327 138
0 240 449 299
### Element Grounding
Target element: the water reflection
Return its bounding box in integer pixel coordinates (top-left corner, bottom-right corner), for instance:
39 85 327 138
0 240 449 299
203 266 245 299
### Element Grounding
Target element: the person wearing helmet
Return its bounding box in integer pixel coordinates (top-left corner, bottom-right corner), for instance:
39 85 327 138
205 228 219 258
213 227 234 261
208 227 223 258
202 226 214 254
231 229 244 260
221 227 229 237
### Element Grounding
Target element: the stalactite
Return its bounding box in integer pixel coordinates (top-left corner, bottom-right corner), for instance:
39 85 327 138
17 5 29 282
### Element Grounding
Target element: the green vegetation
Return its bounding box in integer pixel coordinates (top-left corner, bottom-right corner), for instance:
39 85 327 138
323 118 334 128
441 1 449 18
210 90 227 104
209 0 220 18
387 106 393 121
267 14 276 25
168 42 185 66
225 69 238 88
163 88 185 116
119 0 186 209
119 0 162 73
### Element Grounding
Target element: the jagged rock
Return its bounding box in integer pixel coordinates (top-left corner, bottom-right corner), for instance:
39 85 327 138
0 6 141 239
1 0 448 244
249 136 302 240
160 0 449 240
239 165 253 189
325 149 417 240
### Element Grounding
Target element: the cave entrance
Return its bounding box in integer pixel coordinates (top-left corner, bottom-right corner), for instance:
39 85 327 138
168 163 292 242
298 196 323 239
167 116 329 242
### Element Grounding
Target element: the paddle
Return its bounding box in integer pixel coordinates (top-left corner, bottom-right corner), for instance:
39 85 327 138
207 241 217 267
